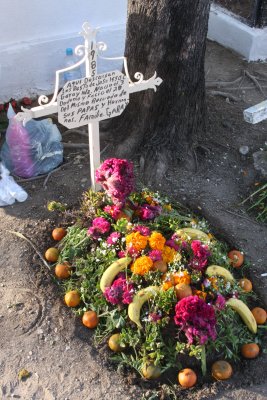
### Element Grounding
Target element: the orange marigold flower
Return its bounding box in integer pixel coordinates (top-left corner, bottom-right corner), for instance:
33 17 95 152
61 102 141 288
149 232 166 250
125 232 148 251
172 270 191 285
162 245 176 263
162 281 173 291
193 289 207 300
208 277 218 290
131 255 153 276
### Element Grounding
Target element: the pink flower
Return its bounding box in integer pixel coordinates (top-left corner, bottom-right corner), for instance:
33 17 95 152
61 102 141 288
138 204 162 221
104 273 134 305
96 158 134 206
166 239 180 251
107 232 121 246
174 296 216 345
127 246 140 258
87 217 110 238
215 294 226 310
189 240 210 272
104 205 122 220
149 249 162 262
118 250 126 258
148 312 162 323
133 225 151 236
191 240 210 259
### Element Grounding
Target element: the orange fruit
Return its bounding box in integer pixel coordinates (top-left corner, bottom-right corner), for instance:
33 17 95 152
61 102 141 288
141 363 161 380
55 262 71 279
64 290 80 307
82 310 99 328
211 360 233 380
241 343 260 359
228 250 244 268
251 307 267 325
175 283 192 300
52 227 67 241
108 333 124 352
178 368 197 388
153 260 168 273
45 247 59 262
239 278 252 292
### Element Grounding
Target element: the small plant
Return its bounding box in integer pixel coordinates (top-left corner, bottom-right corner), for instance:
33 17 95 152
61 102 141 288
242 182 267 223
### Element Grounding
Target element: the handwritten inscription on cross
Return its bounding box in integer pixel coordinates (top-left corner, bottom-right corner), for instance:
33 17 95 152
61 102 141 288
15 22 163 190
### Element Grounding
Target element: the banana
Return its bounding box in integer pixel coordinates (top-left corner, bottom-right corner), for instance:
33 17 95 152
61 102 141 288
176 228 210 243
128 286 160 329
226 298 257 334
206 265 235 283
100 257 132 292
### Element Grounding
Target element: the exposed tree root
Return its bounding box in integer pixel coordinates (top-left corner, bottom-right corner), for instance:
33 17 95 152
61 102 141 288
209 91 240 102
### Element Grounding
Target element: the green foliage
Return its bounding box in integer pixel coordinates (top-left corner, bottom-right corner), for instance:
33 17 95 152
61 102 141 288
209 240 231 267
206 307 255 360
59 226 91 261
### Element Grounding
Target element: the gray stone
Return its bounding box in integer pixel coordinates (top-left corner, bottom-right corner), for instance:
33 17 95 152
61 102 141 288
253 150 267 177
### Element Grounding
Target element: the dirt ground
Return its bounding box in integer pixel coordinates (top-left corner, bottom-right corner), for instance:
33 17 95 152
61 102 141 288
0 40 267 400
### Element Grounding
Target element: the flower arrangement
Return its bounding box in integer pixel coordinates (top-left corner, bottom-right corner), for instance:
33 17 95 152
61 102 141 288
50 158 264 385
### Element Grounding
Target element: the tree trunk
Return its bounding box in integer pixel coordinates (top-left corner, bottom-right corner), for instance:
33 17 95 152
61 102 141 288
102 0 211 183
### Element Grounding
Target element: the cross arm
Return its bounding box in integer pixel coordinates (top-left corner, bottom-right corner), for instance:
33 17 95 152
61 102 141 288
15 103 58 124
129 72 162 94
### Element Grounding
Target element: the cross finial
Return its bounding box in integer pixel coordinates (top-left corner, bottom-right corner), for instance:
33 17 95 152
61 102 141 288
80 22 98 42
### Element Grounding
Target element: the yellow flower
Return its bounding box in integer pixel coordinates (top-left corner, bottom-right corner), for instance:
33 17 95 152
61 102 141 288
131 256 153 276
149 232 166 250
125 232 148 251
163 204 172 211
162 245 176 263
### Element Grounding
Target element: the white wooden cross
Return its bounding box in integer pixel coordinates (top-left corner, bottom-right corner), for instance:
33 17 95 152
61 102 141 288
15 22 162 190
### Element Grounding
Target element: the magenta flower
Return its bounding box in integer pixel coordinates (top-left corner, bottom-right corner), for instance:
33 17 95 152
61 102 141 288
95 158 134 206
127 246 141 258
118 250 126 258
87 216 111 239
133 225 151 236
166 238 180 251
191 240 210 259
189 240 210 272
149 249 162 262
107 232 121 246
214 294 226 310
148 312 162 323
174 295 217 345
104 205 122 220
104 273 134 305
138 204 162 221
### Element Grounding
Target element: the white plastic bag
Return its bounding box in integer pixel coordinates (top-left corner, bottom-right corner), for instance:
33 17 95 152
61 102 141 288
0 163 28 206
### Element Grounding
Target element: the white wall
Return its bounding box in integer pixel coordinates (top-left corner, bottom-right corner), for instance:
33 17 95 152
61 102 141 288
0 0 127 102
1 1 267 102
208 4 267 62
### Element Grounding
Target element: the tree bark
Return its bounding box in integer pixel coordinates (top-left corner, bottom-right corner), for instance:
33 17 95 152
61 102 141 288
102 0 211 183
